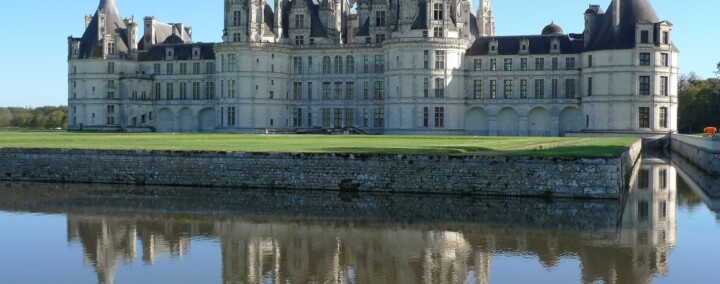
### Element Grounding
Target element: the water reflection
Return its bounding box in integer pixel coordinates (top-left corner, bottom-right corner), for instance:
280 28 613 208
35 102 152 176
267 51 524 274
3 153 717 284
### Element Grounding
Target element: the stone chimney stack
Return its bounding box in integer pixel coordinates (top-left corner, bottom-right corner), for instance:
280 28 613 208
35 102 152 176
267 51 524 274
85 15 93 29
143 16 156 48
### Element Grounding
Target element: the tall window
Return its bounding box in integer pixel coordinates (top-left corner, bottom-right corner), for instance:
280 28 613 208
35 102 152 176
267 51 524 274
423 78 429 98
292 108 302 127
363 81 369 100
640 53 651 66
503 80 513 99
205 82 215 99
662 31 669 44
588 55 593 68
322 108 331 128
294 14 305 29
639 76 651 95
107 62 115 74
334 109 342 128
179 82 187 100
490 80 497 99
293 57 303 74
227 80 236 98
423 107 430 127
520 58 527 71
193 63 200 74
490 59 497 71
154 63 161 74
376 11 386 26
206 62 215 74
565 79 575 98
345 82 355 100
345 108 355 127
106 105 115 125
295 36 304 45
661 53 669 67
166 63 174 75
307 82 313 100
374 81 385 100
374 55 384 73
474 59 482 71
322 56 331 74
639 107 650 128
660 76 669 96
587 77 593 96
293 82 302 100
374 108 384 128
551 79 558 99
433 3 444 20
233 11 241 26
192 82 201 100
233 33 241 42
227 54 236 72
535 58 544 70
107 42 116 55
535 79 545 99
307 108 313 127
346 56 354 73
552 58 558 70
520 79 528 99
659 107 668 128
424 50 430 69
322 82 330 100
375 34 386 43
473 80 483 99
166 83 174 100
334 82 343 100
434 78 445 98
155 83 162 100
565 57 576 70
434 107 445 128
503 58 513 71
180 63 187 75
434 51 445 69
227 107 236 126
334 56 343 74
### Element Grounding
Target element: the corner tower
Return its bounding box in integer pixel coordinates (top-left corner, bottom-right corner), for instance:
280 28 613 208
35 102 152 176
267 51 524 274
476 0 495 37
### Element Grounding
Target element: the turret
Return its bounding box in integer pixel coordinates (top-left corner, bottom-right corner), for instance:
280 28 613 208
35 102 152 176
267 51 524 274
584 5 601 48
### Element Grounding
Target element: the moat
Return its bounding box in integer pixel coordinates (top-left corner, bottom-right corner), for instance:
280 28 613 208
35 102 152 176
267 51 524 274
0 153 718 284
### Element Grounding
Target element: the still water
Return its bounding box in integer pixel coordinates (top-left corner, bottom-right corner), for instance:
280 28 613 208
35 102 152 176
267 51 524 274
1 153 719 284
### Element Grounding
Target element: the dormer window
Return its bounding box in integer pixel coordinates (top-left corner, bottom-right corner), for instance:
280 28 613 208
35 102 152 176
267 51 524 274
520 39 529 54
433 3 444 20
294 14 305 29
640 30 649 44
192 47 200 59
107 42 116 55
376 11 386 26
166 48 174 60
662 31 669 44
489 40 498 53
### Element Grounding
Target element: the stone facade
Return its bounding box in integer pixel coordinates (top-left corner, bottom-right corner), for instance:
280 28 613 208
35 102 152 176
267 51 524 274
67 0 678 136
0 143 641 198
670 134 720 176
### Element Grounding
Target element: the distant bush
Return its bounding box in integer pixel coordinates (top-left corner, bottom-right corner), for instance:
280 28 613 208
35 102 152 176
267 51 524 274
0 106 68 129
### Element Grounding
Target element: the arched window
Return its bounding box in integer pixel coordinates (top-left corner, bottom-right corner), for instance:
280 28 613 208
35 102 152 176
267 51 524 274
346 56 355 74
334 56 343 74
322 56 331 74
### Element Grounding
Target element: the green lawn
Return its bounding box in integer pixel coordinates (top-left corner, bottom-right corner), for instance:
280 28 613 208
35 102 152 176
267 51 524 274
0 131 639 158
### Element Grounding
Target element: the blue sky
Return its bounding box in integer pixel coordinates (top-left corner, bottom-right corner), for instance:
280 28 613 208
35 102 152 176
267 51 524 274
0 0 715 107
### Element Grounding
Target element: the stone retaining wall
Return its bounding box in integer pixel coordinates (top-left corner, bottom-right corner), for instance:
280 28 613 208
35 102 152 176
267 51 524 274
0 144 642 198
670 134 720 176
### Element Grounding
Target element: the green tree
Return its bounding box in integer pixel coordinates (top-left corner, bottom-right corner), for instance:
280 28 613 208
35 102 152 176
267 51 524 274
678 75 720 133
0 108 12 127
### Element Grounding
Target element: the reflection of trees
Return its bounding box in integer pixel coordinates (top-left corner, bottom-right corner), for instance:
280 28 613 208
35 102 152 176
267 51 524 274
676 176 705 211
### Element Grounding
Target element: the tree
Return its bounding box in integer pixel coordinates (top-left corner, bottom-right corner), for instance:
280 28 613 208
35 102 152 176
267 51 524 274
716 61 720 77
0 108 12 127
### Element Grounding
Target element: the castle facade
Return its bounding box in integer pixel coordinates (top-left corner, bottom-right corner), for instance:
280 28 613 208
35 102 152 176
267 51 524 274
68 0 678 135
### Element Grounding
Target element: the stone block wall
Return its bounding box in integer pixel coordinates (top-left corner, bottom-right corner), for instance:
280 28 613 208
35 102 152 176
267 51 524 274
0 146 641 199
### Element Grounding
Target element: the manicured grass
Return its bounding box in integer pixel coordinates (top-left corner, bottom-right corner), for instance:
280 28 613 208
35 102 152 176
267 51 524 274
0 131 639 158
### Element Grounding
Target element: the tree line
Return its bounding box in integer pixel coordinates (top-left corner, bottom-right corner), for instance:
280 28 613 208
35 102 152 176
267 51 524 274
677 62 720 133
0 106 68 129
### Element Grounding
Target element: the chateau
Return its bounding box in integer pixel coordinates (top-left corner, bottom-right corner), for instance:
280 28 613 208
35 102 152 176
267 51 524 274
68 0 678 135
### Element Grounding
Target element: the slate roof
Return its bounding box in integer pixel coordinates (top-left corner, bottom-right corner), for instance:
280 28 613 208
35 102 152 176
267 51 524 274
411 0 428 30
585 0 660 51
137 43 216 62
78 0 129 59
467 35 584 56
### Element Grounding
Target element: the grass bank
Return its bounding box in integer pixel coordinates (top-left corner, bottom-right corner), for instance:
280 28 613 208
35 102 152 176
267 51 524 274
0 131 639 158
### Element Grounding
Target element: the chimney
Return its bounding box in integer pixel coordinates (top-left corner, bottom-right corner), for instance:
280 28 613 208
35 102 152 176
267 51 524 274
143 16 156 48
173 23 185 39
614 0 621 27
127 18 138 53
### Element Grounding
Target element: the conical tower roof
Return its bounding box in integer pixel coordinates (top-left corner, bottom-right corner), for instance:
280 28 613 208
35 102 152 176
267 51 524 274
78 0 129 59
585 0 660 51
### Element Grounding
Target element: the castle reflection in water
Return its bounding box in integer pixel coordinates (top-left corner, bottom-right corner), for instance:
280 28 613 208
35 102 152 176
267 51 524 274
14 157 680 284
